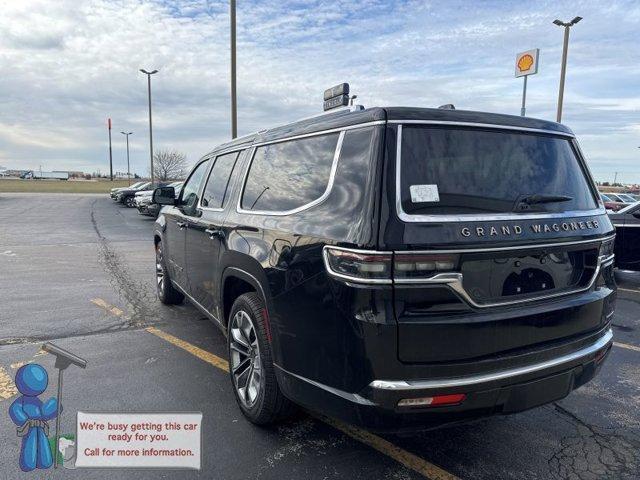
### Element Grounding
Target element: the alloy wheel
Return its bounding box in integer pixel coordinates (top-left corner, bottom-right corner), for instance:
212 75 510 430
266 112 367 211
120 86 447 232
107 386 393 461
155 244 164 292
230 310 262 408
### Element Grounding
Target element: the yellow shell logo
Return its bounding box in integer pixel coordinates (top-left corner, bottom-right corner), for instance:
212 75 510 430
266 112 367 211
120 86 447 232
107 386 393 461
518 54 534 72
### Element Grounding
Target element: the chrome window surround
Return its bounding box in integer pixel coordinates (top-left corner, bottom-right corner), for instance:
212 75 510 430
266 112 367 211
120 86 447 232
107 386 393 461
369 328 613 391
322 236 615 308
177 157 212 208
198 150 243 213
236 121 385 217
236 131 343 216
394 122 606 223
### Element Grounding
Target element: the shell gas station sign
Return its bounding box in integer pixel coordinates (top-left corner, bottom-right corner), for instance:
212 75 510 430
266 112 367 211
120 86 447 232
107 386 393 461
515 49 539 77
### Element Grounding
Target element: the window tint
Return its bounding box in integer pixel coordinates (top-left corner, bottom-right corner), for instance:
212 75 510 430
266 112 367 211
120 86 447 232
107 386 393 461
180 160 209 214
201 151 240 209
241 133 339 212
400 126 597 215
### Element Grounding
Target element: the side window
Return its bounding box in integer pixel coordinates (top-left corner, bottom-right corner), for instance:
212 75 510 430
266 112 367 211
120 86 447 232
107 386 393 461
179 160 210 215
241 133 339 213
201 151 241 209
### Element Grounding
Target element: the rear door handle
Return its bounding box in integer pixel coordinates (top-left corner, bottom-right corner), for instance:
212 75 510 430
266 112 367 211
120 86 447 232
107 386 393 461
205 228 225 239
176 221 187 229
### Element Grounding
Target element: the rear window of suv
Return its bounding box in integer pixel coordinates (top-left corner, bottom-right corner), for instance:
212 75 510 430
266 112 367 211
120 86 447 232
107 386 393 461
399 126 598 216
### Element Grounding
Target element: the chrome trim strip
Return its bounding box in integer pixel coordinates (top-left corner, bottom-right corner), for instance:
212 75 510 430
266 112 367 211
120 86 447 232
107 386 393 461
388 119 576 138
394 123 606 223
274 364 375 406
394 234 615 255
236 130 346 216
251 120 384 148
322 246 393 285
613 224 640 228
396 253 615 308
197 150 243 213
323 244 613 308
369 329 613 391
172 281 225 331
571 139 606 209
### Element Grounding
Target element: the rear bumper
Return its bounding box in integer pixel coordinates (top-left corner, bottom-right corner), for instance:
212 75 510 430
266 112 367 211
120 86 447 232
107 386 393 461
275 327 613 432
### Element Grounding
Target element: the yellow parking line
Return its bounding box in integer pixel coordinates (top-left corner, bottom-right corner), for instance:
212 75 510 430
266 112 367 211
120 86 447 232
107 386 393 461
145 327 229 372
614 341 640 353
146 326 458 480
0 366 18 400
617 287 640 294
10 361 30 369
317 413 459 480
91 298 124 317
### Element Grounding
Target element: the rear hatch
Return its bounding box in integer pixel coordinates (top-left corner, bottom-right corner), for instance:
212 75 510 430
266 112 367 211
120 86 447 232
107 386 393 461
389 122 611 363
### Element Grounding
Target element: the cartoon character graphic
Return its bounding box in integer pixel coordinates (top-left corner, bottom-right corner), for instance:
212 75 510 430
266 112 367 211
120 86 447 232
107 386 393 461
8 364 59 471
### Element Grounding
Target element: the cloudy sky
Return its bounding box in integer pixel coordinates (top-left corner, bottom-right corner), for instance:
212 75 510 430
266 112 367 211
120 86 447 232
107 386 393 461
0 0 638 182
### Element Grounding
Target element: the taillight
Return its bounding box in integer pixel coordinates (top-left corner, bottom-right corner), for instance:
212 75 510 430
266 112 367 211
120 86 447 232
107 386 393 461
323 247 461 284
323 247 392 283
599 237 615 258
394 253 459 280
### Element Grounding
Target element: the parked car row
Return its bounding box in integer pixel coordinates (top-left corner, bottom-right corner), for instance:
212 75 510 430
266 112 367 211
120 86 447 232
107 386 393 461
609 201 640 271
109 180 183 218
600 192 639 212
135 181 183 217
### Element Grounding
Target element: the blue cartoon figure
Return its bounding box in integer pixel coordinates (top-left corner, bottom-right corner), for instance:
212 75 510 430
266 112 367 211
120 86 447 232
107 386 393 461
9 364 59 471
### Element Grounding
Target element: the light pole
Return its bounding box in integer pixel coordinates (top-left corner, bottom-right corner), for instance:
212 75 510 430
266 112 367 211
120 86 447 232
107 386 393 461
140 69 158 183
121 131 133 186
107 118 113 181
553 16 582 123
230 0 237 139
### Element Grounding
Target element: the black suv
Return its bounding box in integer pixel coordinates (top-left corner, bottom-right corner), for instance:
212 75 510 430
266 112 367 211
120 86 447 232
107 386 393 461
153 106 616 432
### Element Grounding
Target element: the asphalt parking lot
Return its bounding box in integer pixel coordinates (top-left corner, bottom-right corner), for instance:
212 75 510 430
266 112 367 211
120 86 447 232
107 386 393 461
1 193 639 479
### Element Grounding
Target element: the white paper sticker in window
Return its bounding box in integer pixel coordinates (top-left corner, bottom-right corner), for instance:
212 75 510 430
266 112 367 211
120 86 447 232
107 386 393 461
410 184 440 203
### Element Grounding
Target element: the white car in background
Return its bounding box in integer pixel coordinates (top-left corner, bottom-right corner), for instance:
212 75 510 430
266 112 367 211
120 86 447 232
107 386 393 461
136 181 183 217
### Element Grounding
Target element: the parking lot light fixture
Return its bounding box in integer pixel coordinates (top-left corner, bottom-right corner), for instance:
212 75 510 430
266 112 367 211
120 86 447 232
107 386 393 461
121 131 133 186
553 16 582 123
140 69 159 183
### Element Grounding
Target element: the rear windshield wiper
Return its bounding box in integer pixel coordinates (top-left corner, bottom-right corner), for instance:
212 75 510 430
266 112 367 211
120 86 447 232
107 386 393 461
521 194 573 205
515 194 573 211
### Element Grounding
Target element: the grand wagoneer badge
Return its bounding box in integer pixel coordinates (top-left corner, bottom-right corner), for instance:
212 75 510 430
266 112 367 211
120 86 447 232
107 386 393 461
461 220 600 238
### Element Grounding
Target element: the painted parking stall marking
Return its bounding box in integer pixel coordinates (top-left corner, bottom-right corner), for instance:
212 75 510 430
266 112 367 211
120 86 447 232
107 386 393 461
146 327 230 372
0 366 18 400
614 341 640 353
91 298 124 317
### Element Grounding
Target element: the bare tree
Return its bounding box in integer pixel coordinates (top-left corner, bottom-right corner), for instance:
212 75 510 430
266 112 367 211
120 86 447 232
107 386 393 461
152 148 188 181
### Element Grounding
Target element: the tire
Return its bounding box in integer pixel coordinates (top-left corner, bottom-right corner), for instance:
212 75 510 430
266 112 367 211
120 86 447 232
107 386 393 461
125 196 136 208
155 241 184 305
228 292 294 424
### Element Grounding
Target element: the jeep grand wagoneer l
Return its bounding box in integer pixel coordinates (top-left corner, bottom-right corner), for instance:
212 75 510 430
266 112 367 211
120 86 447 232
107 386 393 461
152 103 615 431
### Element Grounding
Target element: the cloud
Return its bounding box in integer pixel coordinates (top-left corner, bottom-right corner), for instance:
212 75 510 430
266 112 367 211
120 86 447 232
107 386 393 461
0 0 638 182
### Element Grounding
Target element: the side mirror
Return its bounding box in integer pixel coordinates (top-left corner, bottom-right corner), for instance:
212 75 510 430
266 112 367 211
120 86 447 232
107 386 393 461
152 187 176 205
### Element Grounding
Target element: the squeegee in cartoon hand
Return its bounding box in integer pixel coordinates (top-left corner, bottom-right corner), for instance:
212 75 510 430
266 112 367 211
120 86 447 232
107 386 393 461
8 343 86 471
